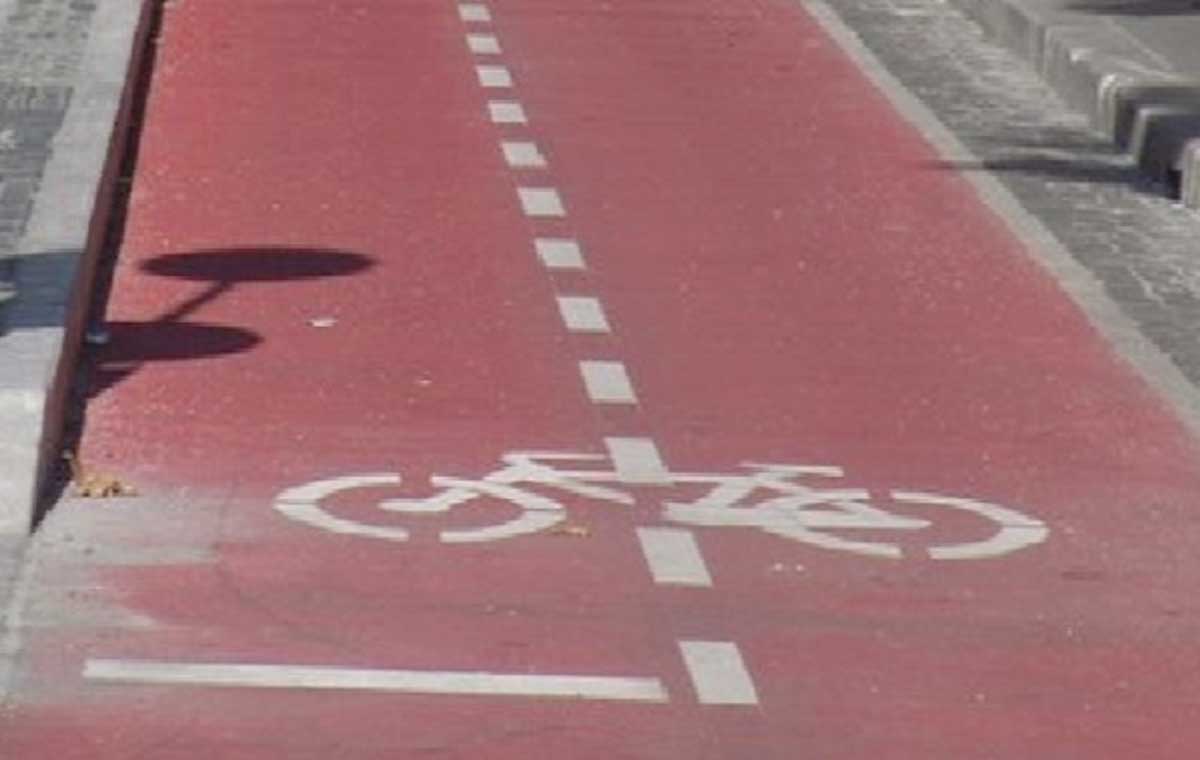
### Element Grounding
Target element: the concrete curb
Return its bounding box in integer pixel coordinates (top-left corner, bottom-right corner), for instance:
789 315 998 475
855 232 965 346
0 0 154 535
948 0 1200 207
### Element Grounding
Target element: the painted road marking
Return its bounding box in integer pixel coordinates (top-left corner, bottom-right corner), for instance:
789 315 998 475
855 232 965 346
536 238 586 269
440 509 564 543
488 101 527 124
890 491 1049 560
457 3 491 22
501 141 547 168
556 296 610 333
476 65 513 88
84 660 669 702
276 473 574 544
678 641 759 705
605 437 671 484
580 360 637 404
518 187 566 217
275 474 411 541
636 528 713 587
466 33 501 54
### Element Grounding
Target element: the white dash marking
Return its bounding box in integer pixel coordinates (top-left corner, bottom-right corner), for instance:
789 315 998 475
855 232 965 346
678 641 759 705
84 660 669 702
556 296 610 333
637 528 712 587
604 437 670 484
476 65 513 88
488 101 527 124
467 34 501 54
580 361 636 404
535 238 585 269
458 3 491 22
517 187 566 217
501 141 547 168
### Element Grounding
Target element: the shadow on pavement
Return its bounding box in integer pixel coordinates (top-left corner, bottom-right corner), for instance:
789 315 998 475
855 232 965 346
87 320 263 400
85 245 375 398
1064 0 1200 15
141 246 376 322
39 245 377 522
923 155 1148 187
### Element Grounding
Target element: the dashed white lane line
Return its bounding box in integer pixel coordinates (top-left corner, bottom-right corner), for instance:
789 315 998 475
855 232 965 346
636 528 713 587
580 361 637 404
458 3 491 22
84 660 669 702
536 238 586 269
476 65 513 88
605 437 671 484
556 296 610 333
466 33 501 54
488 101 527 124
501 141 547 168
461 6 748 706
518 187 566 217
678 641 759 705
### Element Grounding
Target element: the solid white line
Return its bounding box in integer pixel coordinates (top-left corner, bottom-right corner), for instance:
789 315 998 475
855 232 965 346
458 3 491 22
579 361 637 404
518 187 566 217
476 65 513 88
604 437 670 484
678 641 759 705
84 660 669 702
535 238 586 269
556 296 610 333
501 141 547 168
466 33 501 54
488 101 527 124
636 528 713 587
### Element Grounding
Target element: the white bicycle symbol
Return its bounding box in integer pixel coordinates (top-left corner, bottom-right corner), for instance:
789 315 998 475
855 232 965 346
274 451 1048 560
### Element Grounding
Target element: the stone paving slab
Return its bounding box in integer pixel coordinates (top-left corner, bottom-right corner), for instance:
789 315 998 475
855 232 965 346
0 0 151 540
949 0 1200 207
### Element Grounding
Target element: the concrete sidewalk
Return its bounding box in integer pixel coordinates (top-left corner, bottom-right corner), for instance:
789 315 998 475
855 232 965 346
950 0 1200 207
0 0 151 543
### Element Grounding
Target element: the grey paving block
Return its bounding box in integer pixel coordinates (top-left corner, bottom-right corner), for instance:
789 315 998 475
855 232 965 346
948 0 1200 208
0 0 152 542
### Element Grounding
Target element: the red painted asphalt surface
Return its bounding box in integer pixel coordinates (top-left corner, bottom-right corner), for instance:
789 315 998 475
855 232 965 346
5 0 1200 757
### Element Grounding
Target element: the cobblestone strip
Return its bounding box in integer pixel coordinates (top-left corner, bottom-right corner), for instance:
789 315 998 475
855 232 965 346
0 0 149 534
0 0 100 320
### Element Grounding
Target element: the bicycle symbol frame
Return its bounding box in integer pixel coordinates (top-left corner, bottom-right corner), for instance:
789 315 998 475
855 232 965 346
274 451 1048 560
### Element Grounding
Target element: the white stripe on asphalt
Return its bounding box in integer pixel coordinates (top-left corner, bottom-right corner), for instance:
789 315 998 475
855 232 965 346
501 141 547 168
580 361 637 404
458 4 491 22
518 187 565 217
535 238 585 269
556 296 610 333
476 65 513 88
84 660 669 702
466 34 501 54
678 641 759 705
488 101 527 124
636 528 713 586
604 437 671 484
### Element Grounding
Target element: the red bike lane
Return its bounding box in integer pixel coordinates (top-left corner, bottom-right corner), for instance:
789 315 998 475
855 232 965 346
5 0 1200 757
487 0 1200 754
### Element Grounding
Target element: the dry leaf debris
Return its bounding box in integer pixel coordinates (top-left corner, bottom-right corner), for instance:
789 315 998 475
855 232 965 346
64 451 138 498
